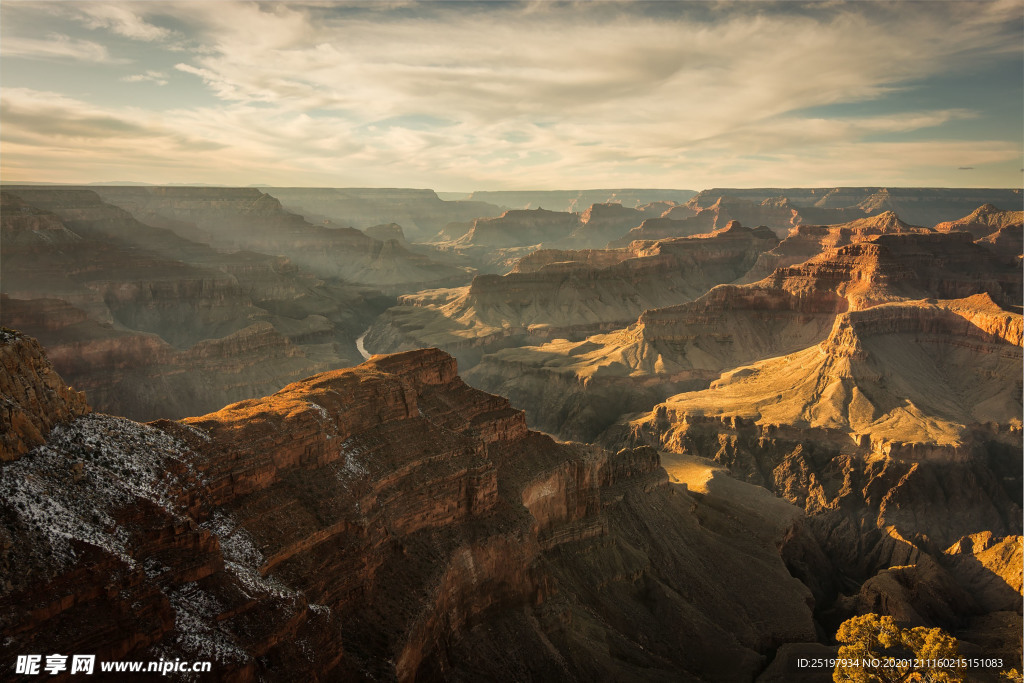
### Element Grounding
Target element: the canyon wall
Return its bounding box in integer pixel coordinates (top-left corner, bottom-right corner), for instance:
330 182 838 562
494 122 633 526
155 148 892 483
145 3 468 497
0 337 819 682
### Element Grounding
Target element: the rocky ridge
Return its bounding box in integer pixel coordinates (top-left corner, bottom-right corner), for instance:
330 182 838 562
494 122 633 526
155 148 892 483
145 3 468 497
0 336 819 682
469 230 1021 439
608 196 871 247
261 187 503 242
688 188 1022 227
736 211 933 284
364 223 778 371
0 330 89 461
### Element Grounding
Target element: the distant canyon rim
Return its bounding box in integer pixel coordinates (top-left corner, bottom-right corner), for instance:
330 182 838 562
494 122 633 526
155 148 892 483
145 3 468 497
1 183 1021 682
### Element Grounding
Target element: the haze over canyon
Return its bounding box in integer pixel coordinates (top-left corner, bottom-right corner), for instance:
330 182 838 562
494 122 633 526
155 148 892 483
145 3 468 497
1 182 1020 681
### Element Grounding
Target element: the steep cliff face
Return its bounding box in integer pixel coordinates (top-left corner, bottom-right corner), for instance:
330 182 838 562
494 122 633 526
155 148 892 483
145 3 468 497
364 224 779 371
465 231 1022 442
1 340 817 681
0 190 393 420
626 296 1022 455
610 293 1022 642
0 330 89 461
562 202 646 247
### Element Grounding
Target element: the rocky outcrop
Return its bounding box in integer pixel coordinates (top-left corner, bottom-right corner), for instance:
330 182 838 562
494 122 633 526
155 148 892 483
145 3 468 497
466 232 1022 443
0 330 89 461
455 207 582 248
1 342 818 681
607 292 1022 645
737 211 933 284
363 222 407 242
624 296 1022 454
562 202 645 247
365 224 779 371
608 196 871 247
934 204 1024 240
688 188 1022 227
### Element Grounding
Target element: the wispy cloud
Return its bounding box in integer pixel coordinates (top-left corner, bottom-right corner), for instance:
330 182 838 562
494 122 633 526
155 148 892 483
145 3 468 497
2 33 125 63
1 1 1021 188
121 70 169 86
75 3 174 42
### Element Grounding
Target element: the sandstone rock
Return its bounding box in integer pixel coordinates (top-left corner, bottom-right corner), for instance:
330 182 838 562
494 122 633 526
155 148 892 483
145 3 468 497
0 330 89 461
366 224 779 373
934 204 1023 240
1 342 817 681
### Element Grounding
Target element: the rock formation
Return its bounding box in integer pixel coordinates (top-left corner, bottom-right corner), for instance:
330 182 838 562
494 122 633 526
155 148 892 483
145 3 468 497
78 186 473 291
0 336 819 682
688 188 1022 227
364 223 778 371
736 211 933 284
607 196 871 247
934 204 1024 240
0 190 393 420
219 187 503 243
467 231 1022 441
601 291 1022 654
464 188 696 213
0 330 89 461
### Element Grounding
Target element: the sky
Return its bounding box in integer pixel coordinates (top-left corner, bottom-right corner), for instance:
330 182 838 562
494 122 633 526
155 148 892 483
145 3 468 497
1 0 1022 191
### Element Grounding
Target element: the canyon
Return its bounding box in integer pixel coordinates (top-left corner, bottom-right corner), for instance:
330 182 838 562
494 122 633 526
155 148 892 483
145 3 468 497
364 222 779 369
1 185 1020 681
1 331 821 682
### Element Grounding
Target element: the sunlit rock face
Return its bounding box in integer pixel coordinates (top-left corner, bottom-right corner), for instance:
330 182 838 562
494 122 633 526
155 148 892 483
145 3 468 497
0 339 819 682
363 222 778 370
468 230 1022 440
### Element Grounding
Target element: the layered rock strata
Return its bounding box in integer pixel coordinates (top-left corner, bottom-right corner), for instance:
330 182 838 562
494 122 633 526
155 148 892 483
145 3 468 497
608 293 1022 650
608 196 870 247
736 211 932 284
688 188 1022 227
0 339 818 682
364 223 778 370
468 231 1021 440
0 330 89 461
0 190 392 420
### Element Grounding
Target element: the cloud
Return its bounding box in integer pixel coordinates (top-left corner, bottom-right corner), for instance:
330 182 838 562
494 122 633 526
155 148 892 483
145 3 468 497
2 33 125 63
121 70 169 86
75 3 173 42
2 1 1021 188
